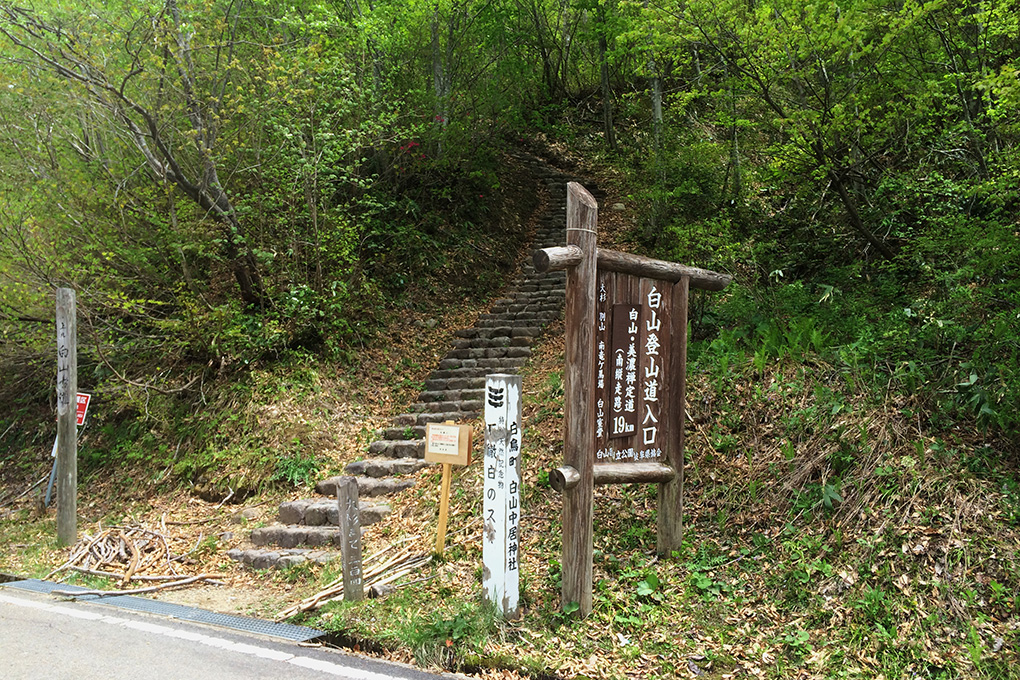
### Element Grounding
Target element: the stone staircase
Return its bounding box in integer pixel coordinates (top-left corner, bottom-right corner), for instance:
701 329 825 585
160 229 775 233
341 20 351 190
228 152 599 570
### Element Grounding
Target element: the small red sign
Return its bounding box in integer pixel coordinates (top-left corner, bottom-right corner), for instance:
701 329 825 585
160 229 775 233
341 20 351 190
76 393 91 427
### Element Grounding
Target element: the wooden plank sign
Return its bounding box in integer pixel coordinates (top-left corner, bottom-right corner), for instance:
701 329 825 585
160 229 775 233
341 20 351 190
482 374 522 618
424 423 473 465
533 182 731 617
594 276 674 464
426 421 474 554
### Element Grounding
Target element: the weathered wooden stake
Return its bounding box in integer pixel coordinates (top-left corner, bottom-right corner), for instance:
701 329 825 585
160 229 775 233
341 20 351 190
435 462 453 554
55 288 77 547
336 476 364 602
561 183 598 616
658 275 689 554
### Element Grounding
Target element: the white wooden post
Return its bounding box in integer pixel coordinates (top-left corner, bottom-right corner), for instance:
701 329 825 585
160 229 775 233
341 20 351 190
482 374 522 618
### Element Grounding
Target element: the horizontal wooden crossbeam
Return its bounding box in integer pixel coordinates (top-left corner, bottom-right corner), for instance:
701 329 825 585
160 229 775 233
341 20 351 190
533 246 732 292
550 462 677 492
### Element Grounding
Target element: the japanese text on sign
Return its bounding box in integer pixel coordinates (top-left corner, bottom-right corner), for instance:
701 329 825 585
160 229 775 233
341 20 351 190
593 275 670 464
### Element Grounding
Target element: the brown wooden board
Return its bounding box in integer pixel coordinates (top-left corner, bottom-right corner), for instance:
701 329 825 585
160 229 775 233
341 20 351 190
593 271 675 465
424 422 473 466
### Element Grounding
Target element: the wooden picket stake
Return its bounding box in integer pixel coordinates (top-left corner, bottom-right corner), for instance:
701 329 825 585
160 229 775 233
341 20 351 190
435 462 453 554
560 183 598 617
425 420 473 555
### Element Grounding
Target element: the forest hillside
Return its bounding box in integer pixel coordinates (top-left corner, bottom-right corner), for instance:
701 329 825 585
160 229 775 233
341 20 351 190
1 1 1018 678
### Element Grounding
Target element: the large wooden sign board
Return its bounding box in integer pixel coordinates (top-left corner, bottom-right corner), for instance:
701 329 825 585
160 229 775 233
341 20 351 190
535 183 730 617
594 275 676 464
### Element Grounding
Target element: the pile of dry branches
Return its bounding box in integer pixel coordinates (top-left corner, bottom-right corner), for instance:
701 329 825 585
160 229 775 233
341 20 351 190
46 524 227 598
276 542 432 620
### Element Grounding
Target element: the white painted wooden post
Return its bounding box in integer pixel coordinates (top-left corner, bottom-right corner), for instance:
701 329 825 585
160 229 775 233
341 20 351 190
482 374 522 618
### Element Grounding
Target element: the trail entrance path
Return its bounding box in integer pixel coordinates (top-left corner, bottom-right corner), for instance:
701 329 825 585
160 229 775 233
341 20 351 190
229 152 601 569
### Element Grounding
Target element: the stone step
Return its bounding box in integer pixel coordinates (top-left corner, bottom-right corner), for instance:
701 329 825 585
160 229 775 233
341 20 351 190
476 312 559 325
315 475 416 497
277 499 391 526
417 388 486 403
426 366 510 380
488 303 562 314
437 356 529 370
508 292 564 302
474 319 551 330
345 457 432 478
436 354 526 369
422 376 486 392
393 410 478 426
368 438 425 458
407 398 484 413
250 525 345 549
522 268 566 278
450 336 531 350
514 284 566 294
227 547 338 570
453 327 514 339
379 425 427 440
444 347 531 360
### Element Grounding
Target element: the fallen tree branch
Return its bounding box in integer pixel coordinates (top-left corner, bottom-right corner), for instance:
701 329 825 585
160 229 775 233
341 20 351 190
51 574 226 598
0 475 48 509
275 548 432 621
0 418 19 443
92 339 200 395
66 567 207 582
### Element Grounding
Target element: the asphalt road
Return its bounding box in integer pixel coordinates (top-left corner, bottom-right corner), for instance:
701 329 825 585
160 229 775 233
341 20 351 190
0 588 452 680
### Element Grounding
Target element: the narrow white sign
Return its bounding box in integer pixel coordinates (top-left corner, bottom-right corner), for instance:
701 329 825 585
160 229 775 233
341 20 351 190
482 373 522 618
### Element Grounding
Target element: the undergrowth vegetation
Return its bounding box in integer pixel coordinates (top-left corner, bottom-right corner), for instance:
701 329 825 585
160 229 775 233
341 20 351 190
294 293 1017 679
2 0 1019 678
271 301 1018 679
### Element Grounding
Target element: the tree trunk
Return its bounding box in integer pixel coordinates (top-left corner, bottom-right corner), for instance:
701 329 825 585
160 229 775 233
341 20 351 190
828 169 896 262
598 19 616 151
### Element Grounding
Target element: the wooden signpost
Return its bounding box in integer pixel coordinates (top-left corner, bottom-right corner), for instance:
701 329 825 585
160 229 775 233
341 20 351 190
482 374 523 618
536 183 731 616
336 476 364 602
425 421 473 554
55 287 78 547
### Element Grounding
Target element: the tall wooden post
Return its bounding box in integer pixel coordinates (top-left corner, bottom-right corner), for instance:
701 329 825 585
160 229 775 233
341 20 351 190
657 275 689 553
55 288 78 546
561 183 598 616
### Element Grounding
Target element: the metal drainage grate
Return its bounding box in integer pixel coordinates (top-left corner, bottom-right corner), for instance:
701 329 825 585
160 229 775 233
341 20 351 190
1 579 323 642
